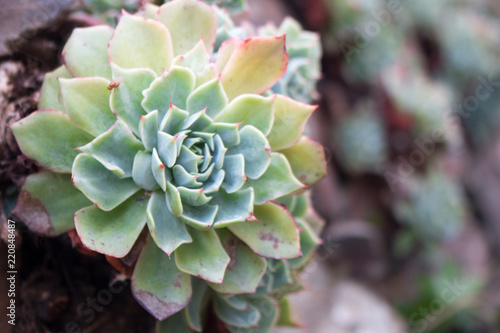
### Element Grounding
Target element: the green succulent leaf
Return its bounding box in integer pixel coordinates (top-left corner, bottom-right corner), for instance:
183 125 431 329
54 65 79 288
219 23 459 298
221 154 246 193
288 218 321 269
132 236 192 321
110 64 157 135
216 38 243 73
75 193 148 258
159 104 190 135
267 95 316 150
142 66 196 117
215 95 275 136
156 311 192 333
165 181 183 216
229 202 301 259
244 153 304 204
187 78 228 118
11 110 93 173
221 36 288 100
147 191 192 256
132 151 160 191
151 148 171 191
208 229 267 294
185 278 210 332
280 136 327 187
276 297 301 327
38 66 72 111
72 153 140 211
228 125 271 179
62 26 113 79
172 39 210 74
226 296 278 333
179 204 218 230
59 77 116 137
12 172 91 236
175 227 230 283
211 188 254 228
178 187 211 207
206 122 241 147
108 13 173 75
214 295 261 328
80 120 143 178
139 110 159 152
156 0 218 55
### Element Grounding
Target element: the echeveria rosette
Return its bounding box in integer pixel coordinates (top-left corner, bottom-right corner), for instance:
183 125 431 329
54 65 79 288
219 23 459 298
10 0 327 324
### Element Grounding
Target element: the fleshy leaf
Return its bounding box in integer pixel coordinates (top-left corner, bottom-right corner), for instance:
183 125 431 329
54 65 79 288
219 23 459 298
165 181 183 216
215 38 243 73
179 204 218 229
175 227 230 283
158 132 179 168
206 122 241 147
229 202 301 259
110 63 157 135
214 295 260 327
151 148 171 191
220 36 288 100
62 26 113 79
215 95 275 135
178 187 211 207
156 0 218 55
280 136 327 187
185 278 210 332
267 95 316 150
221 154 246 193
139 111 159 151
80 120 143 178
147 191 192 256
12 172 91 236
160 104 190 135
72 153 140 211
142 66 196 118
288 219 321 269
187 78 228 118
132 151 160 191
208 229 267 294
11 110 93 173
244 153 304 204
132 236 192 321
228 296 279 333
108 13 173 75
173 165 203 188
212 188 254 228
59 77 116 137
277 297 301 328
172 39 210 73
75 193 148 258
228 125 271 179
38 66 72 111
156 312 192 333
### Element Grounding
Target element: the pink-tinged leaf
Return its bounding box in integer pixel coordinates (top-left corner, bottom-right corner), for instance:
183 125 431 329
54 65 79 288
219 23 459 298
132 236 192 320
228 202 301 259
108 13 173 75
215 37 243 73
280 136 327 187
10 110 94 173
12 172 91 237
220 36 288 101
156 0 218 56
267 95 316 150
75 193 148 258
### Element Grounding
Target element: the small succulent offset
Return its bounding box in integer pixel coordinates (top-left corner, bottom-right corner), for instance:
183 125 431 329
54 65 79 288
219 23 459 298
10 0 327 329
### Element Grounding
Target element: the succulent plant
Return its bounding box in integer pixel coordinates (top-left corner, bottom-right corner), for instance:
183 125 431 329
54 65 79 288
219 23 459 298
10 0 327 327
165 0 247 16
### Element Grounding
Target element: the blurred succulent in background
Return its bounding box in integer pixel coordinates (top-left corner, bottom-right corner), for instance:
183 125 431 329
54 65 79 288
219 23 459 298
10 0 326 329
334 103 388 174
164 0 247 15
81 0 141 25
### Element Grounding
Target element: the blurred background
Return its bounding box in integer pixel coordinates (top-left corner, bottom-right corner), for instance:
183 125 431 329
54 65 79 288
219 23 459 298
2 0 500 332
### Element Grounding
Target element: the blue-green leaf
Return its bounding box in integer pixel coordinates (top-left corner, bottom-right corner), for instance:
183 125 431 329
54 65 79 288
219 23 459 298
132 151 160 191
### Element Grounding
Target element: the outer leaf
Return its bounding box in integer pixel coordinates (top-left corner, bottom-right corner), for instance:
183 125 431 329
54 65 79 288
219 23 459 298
38 66 72 111
276 297 302 328
132 236 192 321
108 13 173 75
229 202 301 259
208 229 267 294
12 172 91 236
156 0 218 55
288 219 321 269
185 278 210 332
59 77 116 136
147 191 192 256
214 295 260 328
215 37 243 73
175 227 230 283
244 153 304 204
267 95 316 150
280 136 327 187
215 95 275 136
11 110 93 173
187 78 228 118
72 154 140 211
142 66 196 117
156 311 192 333
62 26 113 79
228 125 271 179
75 193 148 258
110 63 157 135
211 188 255 228
80 120 143 178
221 36 288 100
